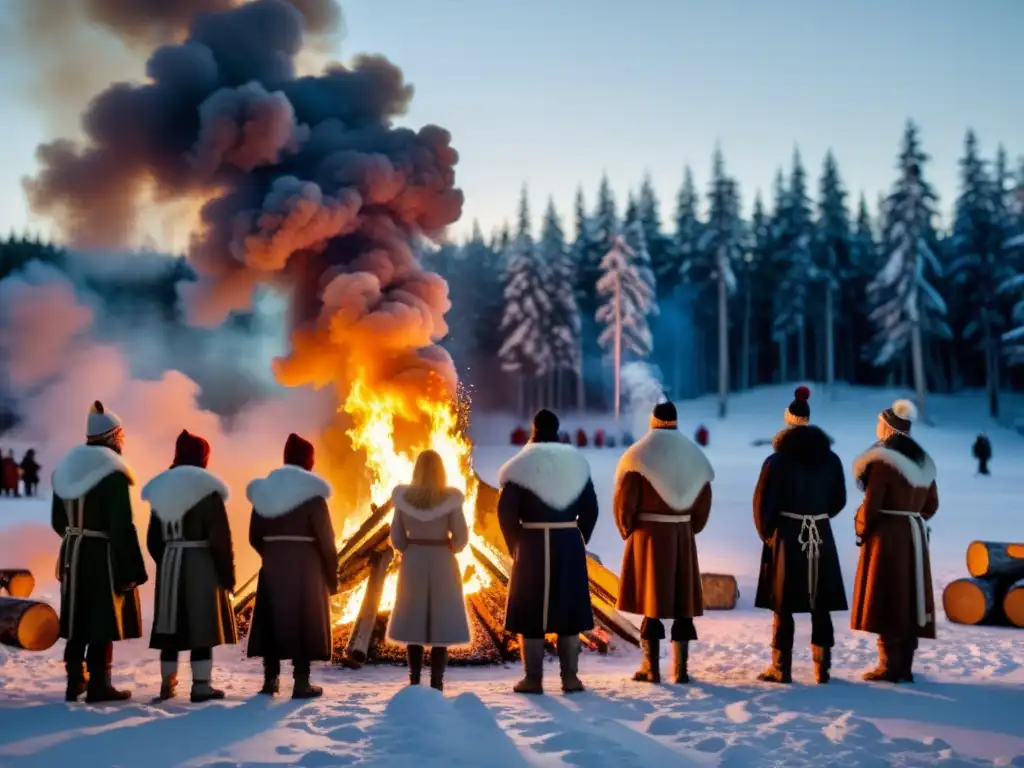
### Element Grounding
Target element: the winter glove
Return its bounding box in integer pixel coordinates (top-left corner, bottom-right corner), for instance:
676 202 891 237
855 536 863 547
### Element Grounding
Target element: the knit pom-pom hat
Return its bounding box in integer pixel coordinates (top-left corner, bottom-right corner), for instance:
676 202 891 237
284 433 315 470
172 429 211 469
878 398 917 438
86 400 123 442
650 401 678 430
784 386 811 426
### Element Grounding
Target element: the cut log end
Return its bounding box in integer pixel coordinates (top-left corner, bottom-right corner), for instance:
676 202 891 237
966 542 990 579
1003 579 1024 628
943 579 988 625
0 570 35 599
0 598 59 651
966 541 1024 579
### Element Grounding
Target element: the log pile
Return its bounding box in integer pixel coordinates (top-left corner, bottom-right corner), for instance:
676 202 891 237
234 477 642 665
942 540 1024 628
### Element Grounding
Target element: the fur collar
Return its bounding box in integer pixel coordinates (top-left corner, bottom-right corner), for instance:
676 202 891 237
392 486 464 522
498 442 591 511
616 429 714 510
246 465 332 518
142 466 230 523
772 425 834 463
52 444 135 500
852 444 936 489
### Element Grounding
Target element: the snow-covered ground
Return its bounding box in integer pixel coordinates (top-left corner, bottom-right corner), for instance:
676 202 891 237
1 385 1022 767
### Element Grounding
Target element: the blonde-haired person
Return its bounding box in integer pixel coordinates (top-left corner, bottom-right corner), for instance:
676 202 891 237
386 450 471 691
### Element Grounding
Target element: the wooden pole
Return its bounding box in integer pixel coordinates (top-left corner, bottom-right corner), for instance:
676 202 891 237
344 547 394 666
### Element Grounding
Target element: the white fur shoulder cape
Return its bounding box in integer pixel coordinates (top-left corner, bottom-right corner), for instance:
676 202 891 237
391 486 465 522
852 445 936 489
246 465 332 518
497 442 591 511
615 429 714 510
142 466 230 523
52 444 135 500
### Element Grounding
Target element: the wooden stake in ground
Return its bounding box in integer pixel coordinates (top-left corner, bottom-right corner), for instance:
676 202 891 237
0 597 59 651
0 569 34 598
345 547 394 666
966 541 1024 580
942 577 1007 626
1002 578 1024 628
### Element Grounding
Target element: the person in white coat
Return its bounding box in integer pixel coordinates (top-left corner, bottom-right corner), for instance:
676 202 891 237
386 450 471 691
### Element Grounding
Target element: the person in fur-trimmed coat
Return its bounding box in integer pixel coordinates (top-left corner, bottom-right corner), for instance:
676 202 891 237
753 387 847 685
615 401 713 685
51 401 148 703
850 399 939 684
498 409 598 695
246 433 338 699
143 430 238 703
387 449 471 692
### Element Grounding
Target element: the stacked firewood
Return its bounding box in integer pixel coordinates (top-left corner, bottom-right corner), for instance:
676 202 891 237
942 541 1024 628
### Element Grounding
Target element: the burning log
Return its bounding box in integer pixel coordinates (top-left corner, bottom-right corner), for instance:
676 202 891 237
0 597 59 651
344 546 394 667
0 569 34 598
1003 578 1024 628
942 577 1007 626
966 541 1024 580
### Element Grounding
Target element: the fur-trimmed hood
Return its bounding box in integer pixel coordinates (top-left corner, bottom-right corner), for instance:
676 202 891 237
772 425 834 463
615 428 714 510
246 465 332 518
52 444 135 500
498 442 591 511
853 436 936 489
142 466 230 523
391 486 464 522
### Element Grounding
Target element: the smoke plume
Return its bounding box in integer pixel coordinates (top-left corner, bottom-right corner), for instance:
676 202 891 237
0 261 333 585
21 0 464 515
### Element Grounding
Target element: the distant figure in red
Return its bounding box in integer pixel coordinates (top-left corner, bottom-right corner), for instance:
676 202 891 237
594 429 606 448
20 450 41 497
510 426 528 446
1 450 20 497
694 425 709 447
575 429 588 448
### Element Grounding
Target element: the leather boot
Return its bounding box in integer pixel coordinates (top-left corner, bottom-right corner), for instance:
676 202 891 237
154 660 178 702
557 636 585 693
258 660 280 695
672 641 690 684
64 661 88 702
190 659 225 702
292 667 323 699
756 649 792 684
812 646 831 684
429 647 448 692
513 638 545 694
900 641 916 683
85 662 131 703
407 645 424 685
633 639 661 683
863 638 901 683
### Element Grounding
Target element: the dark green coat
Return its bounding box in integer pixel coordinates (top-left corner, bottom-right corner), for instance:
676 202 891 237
51 445 148 643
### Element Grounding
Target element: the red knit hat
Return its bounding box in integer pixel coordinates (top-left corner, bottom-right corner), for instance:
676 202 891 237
172 430 210 469
284 433 315 470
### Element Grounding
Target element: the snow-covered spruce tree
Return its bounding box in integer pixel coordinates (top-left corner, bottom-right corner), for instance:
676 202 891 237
596 231 655 421
624 194 659 303
814 150 852 390
767 169 791 380
848 194 879 382
950 130 1012 416
738 191 772 389
637 174 670 292
569 185 594 410
461 221 505 399
868 121 949 422
995 152 1024 367
773 149 816 381
540 197 581 410
667 166 703 393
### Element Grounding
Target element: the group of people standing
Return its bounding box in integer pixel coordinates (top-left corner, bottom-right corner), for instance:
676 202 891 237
50 401 339 703
47 385 940 706
1 448 39 497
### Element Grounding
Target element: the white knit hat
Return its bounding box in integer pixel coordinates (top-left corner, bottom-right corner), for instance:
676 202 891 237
86 400 123 441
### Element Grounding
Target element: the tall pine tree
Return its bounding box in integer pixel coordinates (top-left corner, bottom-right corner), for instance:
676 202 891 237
540 197 582 409
815 150 852 389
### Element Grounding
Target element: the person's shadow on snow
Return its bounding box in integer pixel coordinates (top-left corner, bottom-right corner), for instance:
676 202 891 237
4 696 308 768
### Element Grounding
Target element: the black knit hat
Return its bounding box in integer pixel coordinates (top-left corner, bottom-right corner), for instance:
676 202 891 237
785 386 811 426
650 401 678 430
530 409 560 443
879 399 917 436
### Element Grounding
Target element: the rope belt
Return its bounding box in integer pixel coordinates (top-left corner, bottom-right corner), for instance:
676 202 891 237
636 513 691 523
881 509 930 627
780 512 828 609
60 495 111 638
155 538 210 635
406 538 450 547
264 535 315 543
521 521 578 633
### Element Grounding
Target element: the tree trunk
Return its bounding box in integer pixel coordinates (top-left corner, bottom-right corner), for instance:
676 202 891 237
983 318 999 419
825 281 835 396
576 345 586 413
797 318 807 381
517 376 525 420
910 320 928 423
718 271 729 418
613 273 621 425
741 285 751 390
778 334 788 383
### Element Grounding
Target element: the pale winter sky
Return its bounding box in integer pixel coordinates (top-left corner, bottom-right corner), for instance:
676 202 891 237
0 0 1021 249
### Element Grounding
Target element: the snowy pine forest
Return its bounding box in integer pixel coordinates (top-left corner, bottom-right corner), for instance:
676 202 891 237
427 121 1024 421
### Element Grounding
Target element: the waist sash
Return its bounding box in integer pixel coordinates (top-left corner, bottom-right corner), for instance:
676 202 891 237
406 538 450 547
880 509 930 627
59 497 111 638
264 535 315 543
520 521 578 632
636 513 691 524
780 512 828 609
155 537 210 635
